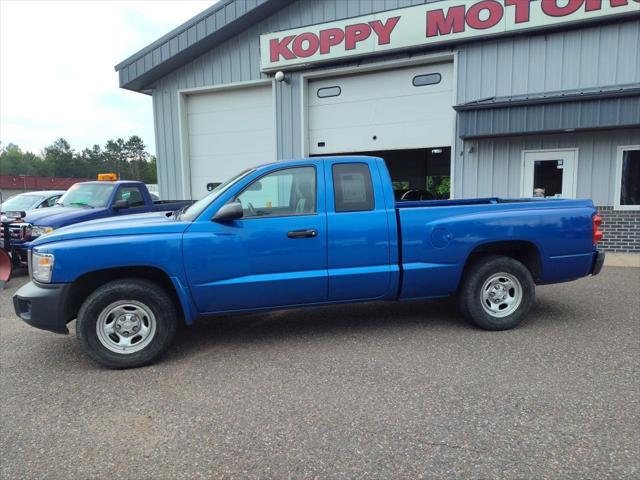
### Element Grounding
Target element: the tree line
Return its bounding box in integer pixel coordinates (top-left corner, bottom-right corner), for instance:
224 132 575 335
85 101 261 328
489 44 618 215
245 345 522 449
0 136 157 184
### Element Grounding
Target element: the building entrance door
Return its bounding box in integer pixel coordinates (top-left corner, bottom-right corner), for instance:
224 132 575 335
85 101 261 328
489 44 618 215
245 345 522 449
522 149 577 198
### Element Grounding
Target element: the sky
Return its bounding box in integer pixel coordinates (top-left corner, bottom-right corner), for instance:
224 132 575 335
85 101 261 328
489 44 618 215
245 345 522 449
0 0 215 156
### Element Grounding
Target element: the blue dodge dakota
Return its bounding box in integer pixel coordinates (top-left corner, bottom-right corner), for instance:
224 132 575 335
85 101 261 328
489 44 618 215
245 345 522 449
13 156 605 368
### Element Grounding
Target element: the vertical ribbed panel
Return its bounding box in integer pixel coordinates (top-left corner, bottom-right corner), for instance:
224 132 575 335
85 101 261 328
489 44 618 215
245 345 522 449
151 0 438 197
150 0 639 199
456 129 640 206
457 20 640 104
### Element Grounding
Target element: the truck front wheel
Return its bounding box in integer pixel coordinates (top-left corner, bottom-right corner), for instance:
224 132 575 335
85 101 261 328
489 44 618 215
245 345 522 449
458 255 535 331
76 279 178 369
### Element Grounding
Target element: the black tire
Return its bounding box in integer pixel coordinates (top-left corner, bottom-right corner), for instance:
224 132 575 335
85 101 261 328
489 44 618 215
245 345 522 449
76 279 178 369
458 255 535 331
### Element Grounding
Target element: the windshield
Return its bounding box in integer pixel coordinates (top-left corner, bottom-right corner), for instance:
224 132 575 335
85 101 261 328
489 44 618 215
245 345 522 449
1 194 43 212
57 183 116 208
180 169 254 221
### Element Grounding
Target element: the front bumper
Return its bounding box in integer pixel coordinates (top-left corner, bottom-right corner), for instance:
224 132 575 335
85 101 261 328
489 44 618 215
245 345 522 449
592 250 605 276
13 281 71 334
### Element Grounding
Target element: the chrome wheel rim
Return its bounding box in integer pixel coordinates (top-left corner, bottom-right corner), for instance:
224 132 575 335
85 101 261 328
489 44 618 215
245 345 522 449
96 300 157 354
481 272 522 318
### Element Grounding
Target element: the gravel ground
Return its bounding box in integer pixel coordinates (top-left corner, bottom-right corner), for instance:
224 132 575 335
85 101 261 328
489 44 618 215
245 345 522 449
1 267 639 479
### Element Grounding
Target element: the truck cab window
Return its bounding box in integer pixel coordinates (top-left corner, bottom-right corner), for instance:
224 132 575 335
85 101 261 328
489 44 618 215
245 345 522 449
332 163 374 212
236 166 316 218
115 186 145 207
45 196 60 207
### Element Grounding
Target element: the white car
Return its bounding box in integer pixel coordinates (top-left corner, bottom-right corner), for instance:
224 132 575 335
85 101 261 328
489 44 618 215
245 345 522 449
0 190 65 222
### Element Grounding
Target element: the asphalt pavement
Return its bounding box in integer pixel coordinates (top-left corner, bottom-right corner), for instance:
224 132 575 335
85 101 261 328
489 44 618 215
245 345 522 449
1 267 639 479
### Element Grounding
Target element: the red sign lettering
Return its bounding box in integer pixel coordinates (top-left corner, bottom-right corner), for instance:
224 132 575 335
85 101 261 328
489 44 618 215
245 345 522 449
426 5 465 37
265 0 638 66
541 0 583 17
319 28 345 54
292 32 320 58
270 36 295 62
370 16 401 45
466 0 504 30
505 0 532 23
345 23 372 50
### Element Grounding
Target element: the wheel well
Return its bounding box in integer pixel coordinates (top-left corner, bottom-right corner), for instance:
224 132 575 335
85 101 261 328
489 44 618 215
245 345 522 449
64 267 182 323
464 241 542 282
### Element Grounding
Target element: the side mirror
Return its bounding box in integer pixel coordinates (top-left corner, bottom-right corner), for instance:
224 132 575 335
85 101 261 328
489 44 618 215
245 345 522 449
212 202 243 222
113 199 129 210
5 210 26 220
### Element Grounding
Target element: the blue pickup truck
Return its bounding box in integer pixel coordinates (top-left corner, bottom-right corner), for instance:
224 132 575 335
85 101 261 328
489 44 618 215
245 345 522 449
3 178 191 269
13 156 604 368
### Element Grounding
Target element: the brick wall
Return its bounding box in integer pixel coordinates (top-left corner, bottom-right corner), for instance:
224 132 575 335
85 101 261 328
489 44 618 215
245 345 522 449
597 207 640 253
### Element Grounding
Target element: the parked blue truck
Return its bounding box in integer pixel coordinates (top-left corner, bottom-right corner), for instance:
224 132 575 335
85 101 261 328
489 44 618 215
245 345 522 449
13 156 605 368
3 177 192 269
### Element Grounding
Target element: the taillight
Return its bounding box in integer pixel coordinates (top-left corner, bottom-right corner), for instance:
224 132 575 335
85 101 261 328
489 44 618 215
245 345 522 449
592 214 603 245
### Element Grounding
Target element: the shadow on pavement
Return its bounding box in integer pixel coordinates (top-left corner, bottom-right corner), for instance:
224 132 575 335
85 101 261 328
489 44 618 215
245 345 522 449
164 298 470 361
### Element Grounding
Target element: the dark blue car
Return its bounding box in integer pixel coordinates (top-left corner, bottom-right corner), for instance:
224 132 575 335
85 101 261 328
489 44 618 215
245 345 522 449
5 178 191 267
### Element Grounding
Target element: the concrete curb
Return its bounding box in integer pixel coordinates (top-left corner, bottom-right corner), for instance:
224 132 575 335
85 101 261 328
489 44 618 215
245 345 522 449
604 253 640 268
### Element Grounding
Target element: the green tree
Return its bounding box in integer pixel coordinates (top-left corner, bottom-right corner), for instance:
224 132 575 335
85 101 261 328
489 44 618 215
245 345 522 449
1 137 157 183
43 138 74 177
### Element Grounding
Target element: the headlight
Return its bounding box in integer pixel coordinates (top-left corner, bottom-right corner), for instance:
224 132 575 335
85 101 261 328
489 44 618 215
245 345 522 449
32 251 54 283
31 226 54 238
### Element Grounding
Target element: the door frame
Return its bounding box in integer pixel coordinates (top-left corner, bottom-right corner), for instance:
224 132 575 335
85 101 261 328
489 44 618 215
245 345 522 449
520 148 579 199
176 78 277 199
614 144 640 210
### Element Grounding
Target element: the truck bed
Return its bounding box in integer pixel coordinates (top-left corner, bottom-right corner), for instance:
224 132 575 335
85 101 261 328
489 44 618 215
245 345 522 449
395 197 597 300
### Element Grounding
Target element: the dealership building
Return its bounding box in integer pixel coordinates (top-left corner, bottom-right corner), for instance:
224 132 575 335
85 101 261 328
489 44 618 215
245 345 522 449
116 0 640 252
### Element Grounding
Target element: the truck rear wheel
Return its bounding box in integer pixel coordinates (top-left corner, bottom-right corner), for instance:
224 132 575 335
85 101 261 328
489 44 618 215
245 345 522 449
458 255 535 330
76 279 178 369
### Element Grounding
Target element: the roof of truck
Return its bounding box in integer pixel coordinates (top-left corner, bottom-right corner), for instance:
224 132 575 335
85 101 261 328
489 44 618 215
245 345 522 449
76 180 145 185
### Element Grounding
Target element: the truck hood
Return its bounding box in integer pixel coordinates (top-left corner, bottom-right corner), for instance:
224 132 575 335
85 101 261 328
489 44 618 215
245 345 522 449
22 206 107 228
32 211 191 246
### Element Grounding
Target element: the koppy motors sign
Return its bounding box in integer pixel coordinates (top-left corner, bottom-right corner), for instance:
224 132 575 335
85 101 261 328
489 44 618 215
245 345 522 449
260 0 639 71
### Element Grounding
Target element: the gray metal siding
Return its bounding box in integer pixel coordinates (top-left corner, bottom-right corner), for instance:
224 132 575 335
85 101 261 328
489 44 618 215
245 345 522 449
456 128 640 205
150 0 640 199
458 95 640 138
456 20 640 104
152 0 439 198
116 0 261 83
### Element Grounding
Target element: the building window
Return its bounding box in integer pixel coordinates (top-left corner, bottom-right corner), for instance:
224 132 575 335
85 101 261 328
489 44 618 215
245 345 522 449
615 146 640 210
317 86 341 98
412 73 441 87
332 163 374 212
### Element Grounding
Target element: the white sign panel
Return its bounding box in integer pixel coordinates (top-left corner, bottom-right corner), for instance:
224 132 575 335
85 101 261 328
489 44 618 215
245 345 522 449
260 0 640 71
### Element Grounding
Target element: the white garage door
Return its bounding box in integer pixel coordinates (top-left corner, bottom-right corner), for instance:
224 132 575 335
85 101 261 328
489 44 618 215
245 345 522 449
186 84 275 199
308 63 454 155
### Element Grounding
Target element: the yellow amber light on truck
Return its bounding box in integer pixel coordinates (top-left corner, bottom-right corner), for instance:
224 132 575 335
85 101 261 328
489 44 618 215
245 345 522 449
97 173 118 181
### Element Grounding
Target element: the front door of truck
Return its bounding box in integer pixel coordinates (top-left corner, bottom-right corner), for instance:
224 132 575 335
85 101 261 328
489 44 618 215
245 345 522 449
324 159 392 301
183 165 328 313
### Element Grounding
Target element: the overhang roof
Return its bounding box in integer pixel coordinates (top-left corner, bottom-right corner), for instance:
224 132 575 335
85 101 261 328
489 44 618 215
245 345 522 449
455 84 640 139
114 0 292 93
454 84 640 111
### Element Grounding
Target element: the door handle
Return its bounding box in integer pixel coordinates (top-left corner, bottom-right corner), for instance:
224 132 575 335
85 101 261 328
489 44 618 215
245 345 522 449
287 229 318 239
